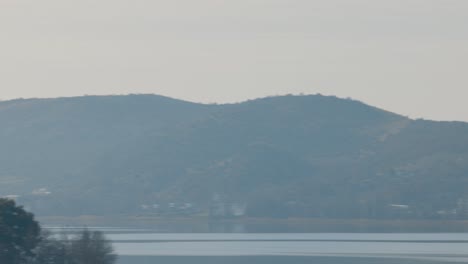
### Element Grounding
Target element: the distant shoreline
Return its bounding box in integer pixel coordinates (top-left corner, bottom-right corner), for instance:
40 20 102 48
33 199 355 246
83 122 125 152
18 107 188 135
116 255 460 264
37 216 468 233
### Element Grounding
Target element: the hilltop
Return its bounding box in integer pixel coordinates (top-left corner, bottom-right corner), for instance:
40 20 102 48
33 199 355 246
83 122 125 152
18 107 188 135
1 94 467 219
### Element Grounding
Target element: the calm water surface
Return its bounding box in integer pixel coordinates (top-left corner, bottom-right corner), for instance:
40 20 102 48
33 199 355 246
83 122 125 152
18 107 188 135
48 227 468 264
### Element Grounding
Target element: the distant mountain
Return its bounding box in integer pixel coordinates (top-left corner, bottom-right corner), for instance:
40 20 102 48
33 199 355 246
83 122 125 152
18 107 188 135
1 94 467 219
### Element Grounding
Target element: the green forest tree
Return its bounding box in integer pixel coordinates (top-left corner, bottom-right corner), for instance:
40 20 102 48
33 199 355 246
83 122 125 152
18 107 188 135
31 229 117 264
0 198 117 264
69 229 117 264
0 198 41 263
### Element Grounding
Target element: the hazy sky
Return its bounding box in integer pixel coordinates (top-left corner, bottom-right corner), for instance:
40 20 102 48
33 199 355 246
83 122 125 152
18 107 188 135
1 0 467 121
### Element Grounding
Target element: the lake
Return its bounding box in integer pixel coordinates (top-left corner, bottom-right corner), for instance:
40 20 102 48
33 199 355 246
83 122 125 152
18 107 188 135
48 227 468 264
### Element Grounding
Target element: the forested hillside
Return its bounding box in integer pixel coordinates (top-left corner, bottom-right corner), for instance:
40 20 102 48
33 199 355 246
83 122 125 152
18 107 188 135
1 94 467 219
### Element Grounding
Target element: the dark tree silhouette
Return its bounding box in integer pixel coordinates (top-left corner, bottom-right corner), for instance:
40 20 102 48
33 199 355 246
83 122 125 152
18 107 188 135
70 229 117 264
31 231 69 264
0 198 41 263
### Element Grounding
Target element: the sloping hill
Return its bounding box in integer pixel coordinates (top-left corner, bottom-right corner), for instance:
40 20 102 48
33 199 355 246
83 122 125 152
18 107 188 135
0 94 467 219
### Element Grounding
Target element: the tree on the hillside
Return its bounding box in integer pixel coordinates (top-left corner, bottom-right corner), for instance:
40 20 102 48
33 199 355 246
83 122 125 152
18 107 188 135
69 229 117 264
0 198 41 263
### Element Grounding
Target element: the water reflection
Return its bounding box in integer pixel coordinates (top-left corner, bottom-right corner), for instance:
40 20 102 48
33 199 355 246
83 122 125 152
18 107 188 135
43 223 468 264
109 233 468 261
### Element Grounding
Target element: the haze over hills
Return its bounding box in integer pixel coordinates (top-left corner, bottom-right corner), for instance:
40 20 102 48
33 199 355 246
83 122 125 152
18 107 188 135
1 94 467 219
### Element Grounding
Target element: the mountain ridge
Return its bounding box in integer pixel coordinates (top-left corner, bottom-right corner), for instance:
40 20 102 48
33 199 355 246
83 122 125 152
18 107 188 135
0 94 467 219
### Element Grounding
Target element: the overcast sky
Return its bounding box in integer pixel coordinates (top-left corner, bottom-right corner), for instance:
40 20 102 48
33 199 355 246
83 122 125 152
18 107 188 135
1 0 467 121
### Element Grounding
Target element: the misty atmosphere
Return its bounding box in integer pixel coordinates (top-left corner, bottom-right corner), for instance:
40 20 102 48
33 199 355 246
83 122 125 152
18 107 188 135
1 1 468 264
